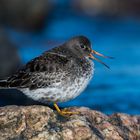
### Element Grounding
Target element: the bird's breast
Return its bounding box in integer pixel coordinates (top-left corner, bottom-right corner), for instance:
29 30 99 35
70 58 94 98
60 58 94 102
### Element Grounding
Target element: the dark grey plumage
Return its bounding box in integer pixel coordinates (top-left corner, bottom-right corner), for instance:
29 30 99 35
0 36 94 103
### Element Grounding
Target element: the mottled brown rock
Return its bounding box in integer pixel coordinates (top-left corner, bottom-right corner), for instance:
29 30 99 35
0 106 139 140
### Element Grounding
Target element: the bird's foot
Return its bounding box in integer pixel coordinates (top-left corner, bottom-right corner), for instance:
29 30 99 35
54 103 80 116
61 108 80 116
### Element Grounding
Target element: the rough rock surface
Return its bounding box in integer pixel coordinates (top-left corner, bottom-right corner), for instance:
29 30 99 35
0 105 139 140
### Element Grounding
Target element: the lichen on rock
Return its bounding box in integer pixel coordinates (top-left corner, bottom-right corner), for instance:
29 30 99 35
0 105 139 140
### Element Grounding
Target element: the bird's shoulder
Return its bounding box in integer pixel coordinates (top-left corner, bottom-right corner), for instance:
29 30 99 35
24 51 72 73
6 51 73 89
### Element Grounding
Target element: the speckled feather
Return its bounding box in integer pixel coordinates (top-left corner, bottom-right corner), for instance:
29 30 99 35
6 52 71 89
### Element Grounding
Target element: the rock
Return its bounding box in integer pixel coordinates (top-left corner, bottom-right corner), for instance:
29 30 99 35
0 0 52 31
0 105 139 140
73 0 140 17
0 29 21 80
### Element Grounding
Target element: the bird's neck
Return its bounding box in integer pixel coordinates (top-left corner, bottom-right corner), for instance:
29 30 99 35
75 57 94 71
48 45 72 58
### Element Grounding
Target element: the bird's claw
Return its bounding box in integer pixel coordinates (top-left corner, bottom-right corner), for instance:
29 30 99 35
54 103 80 116
60 109 80 116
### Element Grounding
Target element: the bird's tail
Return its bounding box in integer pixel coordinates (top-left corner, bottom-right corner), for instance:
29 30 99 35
0 80 8 88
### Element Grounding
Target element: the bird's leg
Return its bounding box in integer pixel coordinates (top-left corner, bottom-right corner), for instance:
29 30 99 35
53 103 79 116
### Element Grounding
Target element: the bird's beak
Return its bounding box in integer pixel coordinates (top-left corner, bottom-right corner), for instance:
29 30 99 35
89 50 113 69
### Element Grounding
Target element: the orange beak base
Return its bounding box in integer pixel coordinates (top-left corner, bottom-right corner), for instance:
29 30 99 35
89 50 113 69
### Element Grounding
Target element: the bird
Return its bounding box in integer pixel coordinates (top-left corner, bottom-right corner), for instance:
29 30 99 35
0 36 112 116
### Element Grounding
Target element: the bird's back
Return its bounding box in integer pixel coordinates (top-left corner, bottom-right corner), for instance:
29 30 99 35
0 50 71 89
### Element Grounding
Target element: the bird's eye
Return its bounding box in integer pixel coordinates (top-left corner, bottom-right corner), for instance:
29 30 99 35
80 44 86 49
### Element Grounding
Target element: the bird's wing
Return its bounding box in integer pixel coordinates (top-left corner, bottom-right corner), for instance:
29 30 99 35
6 52 72 89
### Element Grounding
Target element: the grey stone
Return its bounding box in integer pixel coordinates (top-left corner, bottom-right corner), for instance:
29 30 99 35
0 105 139 140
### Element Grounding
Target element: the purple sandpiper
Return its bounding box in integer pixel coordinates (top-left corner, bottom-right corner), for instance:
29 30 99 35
0 36 112 116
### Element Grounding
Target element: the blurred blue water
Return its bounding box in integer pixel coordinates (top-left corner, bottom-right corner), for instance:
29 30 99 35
4 5 140 114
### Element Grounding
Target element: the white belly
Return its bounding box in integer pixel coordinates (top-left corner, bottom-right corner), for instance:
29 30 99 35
20 61 94 103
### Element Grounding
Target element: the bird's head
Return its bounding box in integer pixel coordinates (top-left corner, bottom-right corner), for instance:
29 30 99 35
65 36 113 69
